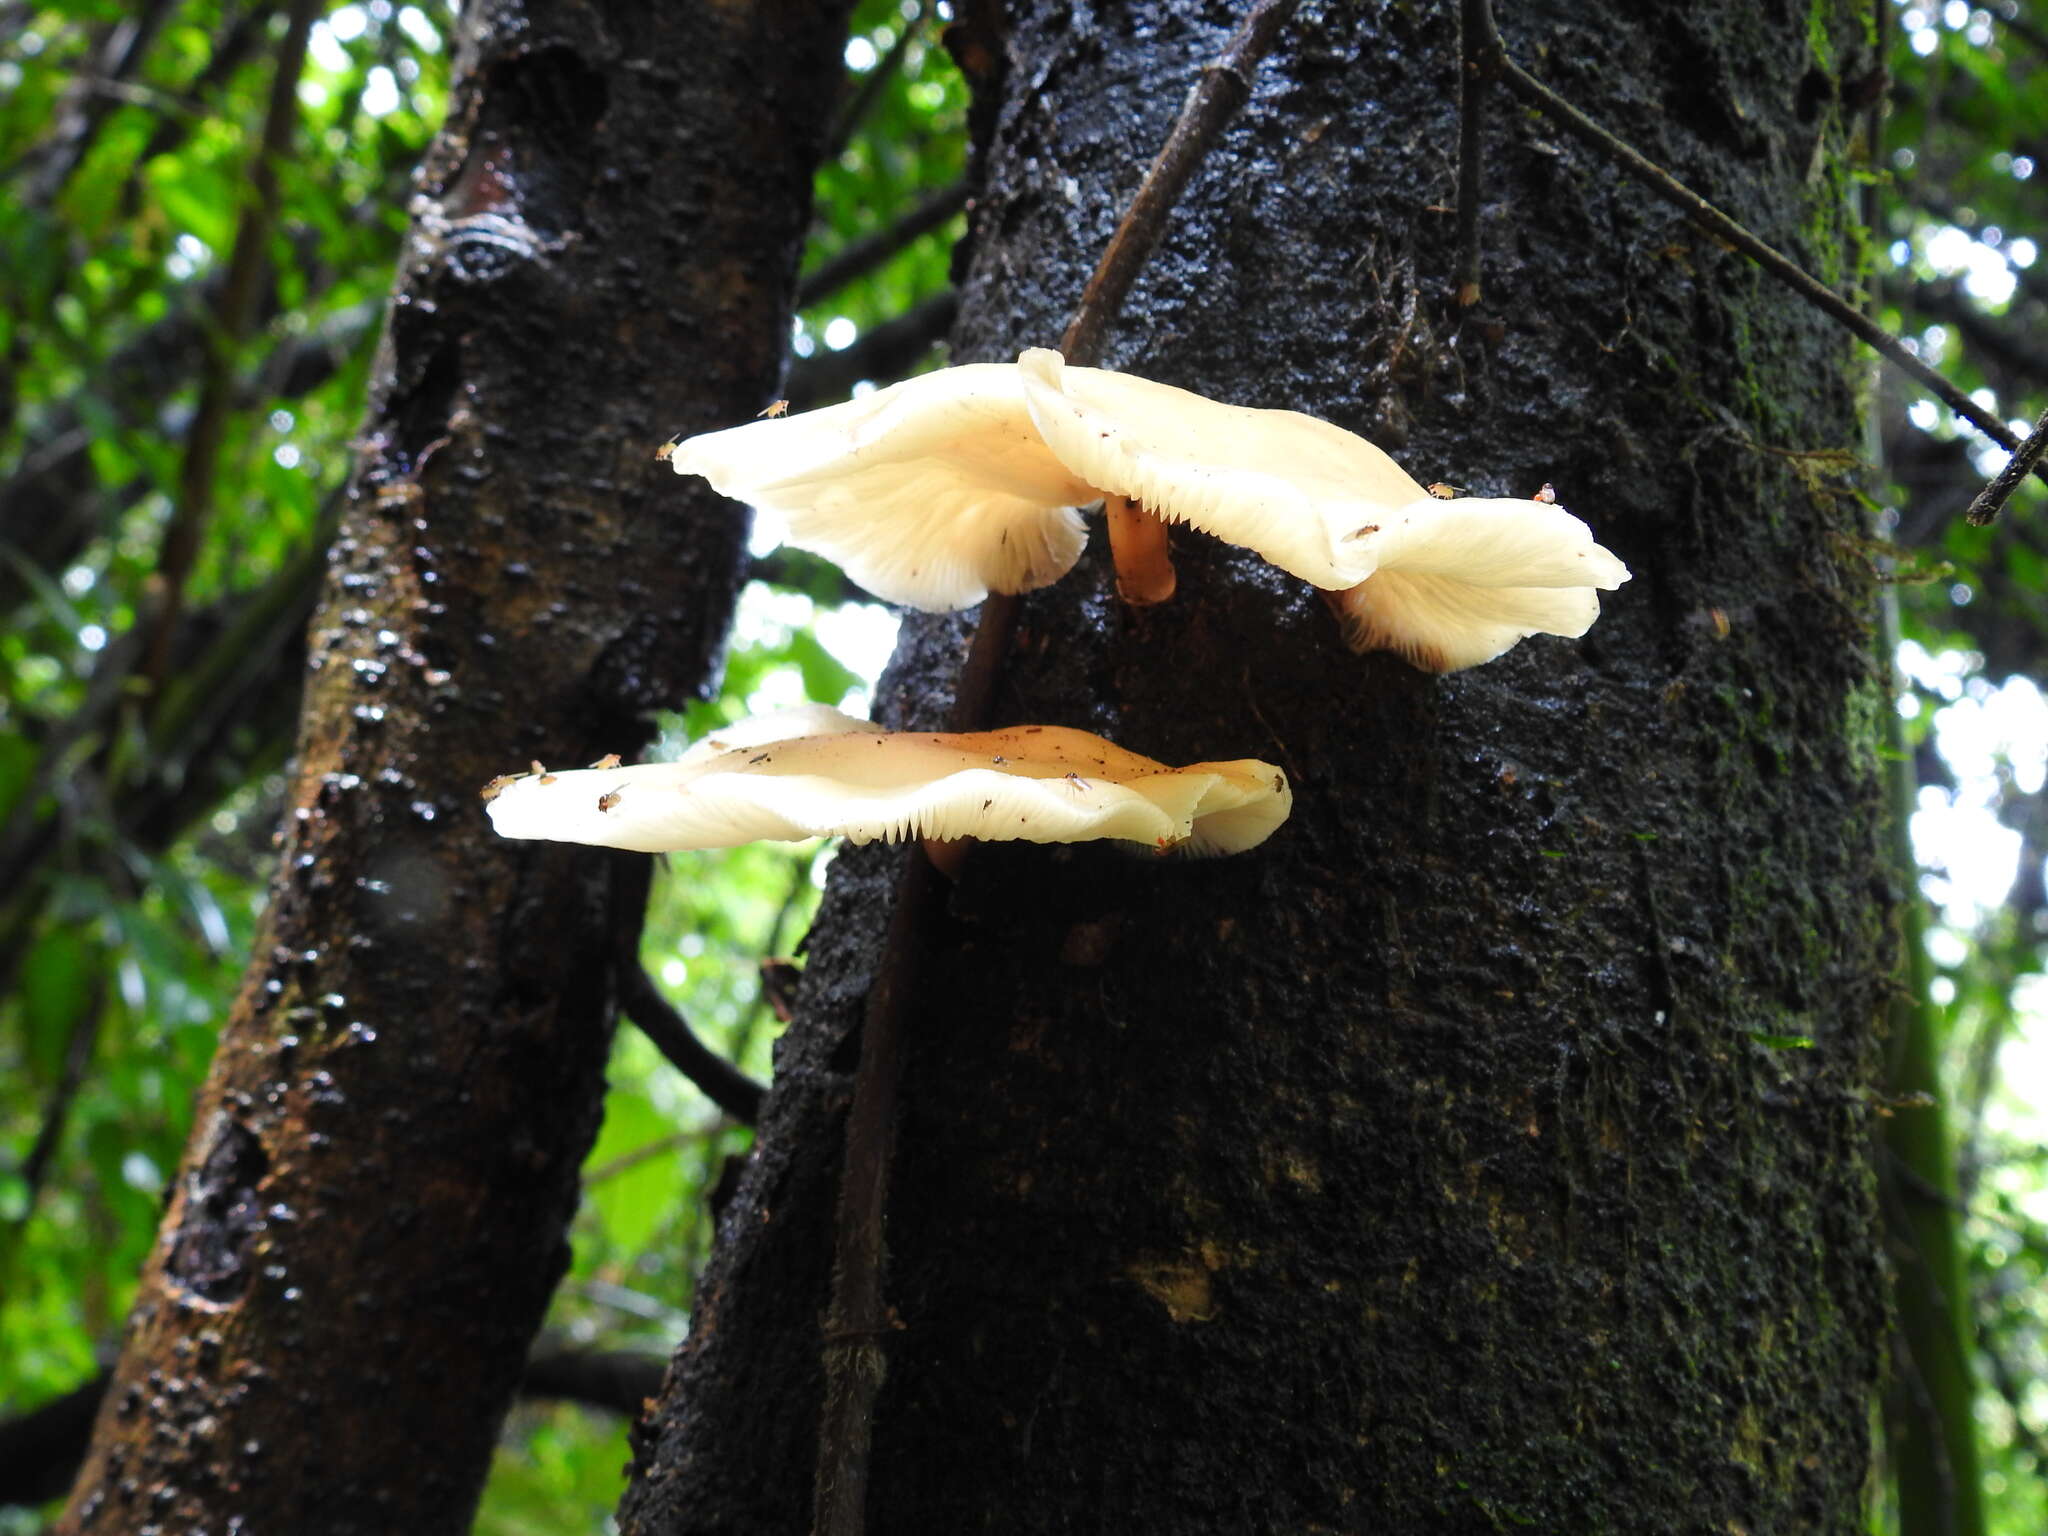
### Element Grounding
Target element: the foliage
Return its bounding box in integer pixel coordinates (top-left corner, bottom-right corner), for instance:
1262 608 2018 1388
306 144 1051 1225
0 0 957 1529
1875 3 2048 1532
3 0 2046 1530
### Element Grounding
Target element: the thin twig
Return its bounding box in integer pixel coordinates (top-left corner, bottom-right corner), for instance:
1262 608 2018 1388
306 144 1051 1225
808 5 1301 1535
1466 14 2048 515
611 857 767 1125
584 1129 712 1186
797 180 969 309
958 0 1303 726
1453 0 1495 307
1058 0 1300 370
1964 400 2048 526
812 846 945 1536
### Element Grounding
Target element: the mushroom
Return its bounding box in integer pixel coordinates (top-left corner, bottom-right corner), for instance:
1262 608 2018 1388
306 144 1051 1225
666 365 1097 611
1015 346 1416 591
1326 494 1632 672
666 350 1627 671
483 707 1291 857
1015 347 1630 670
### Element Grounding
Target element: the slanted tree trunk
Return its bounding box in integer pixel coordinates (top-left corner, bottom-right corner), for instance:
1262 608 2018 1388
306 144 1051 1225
620 1 1890 1531
59 3 849 1531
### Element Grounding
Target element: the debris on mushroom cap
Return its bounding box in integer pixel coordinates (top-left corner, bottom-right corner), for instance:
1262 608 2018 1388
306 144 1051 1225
484 707 1290 856
666 367 1096 611
1016 346 1426 590
671 702 885 767
1330 495 1631 672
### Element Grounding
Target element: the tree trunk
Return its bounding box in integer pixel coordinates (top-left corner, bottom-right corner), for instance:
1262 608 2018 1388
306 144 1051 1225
622 1 1890 1532
58 2 848 1531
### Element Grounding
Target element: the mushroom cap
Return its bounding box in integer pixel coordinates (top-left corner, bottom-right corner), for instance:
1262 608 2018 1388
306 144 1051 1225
484 707 1290 856
1017 346 1424 589
1016 347 1630 669
1331 496 1632 672
668 366 1096 610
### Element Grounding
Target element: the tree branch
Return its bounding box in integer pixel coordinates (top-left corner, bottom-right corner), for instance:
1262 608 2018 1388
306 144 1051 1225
10 978 107 1233
1896 276 2048 387
1464 10 2048 520
747 547 882 607
520 1341 668 1416
1453 0 1496 307
1966 400 2048 529
797 181 969 310
611 856 766 1125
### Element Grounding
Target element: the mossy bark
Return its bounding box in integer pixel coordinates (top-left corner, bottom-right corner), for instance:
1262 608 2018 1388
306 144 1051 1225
57 3 849 1532
623 1 1891 1531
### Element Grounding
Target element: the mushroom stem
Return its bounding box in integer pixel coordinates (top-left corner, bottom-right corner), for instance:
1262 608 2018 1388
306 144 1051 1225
1105 493 1176 606
919 835 971 881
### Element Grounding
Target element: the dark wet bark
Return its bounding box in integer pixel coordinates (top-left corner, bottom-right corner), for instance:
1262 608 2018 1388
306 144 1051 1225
622 1 1890 1533
57 2 849 1532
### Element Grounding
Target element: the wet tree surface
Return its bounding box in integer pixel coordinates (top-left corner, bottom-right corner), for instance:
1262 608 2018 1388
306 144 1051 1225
57 1 850 1531
622 2 1891 1533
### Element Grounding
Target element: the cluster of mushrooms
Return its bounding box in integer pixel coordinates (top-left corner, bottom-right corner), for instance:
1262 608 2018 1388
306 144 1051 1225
483 348 1628 863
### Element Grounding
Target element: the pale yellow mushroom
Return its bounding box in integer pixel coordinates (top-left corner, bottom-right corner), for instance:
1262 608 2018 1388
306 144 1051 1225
1015 346 1419 591
1015 347 1630 671
667 366 1095 611
483 707 1290 857
666 351 1627 671
1325 495 1631 672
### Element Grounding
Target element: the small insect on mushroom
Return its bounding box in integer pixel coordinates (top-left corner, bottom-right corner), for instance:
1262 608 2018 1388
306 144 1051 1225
757 399 790 419
597 788 623 814
1532 482 1558 504
1426 482 1465 500
654 432 685 463
589 753 622 770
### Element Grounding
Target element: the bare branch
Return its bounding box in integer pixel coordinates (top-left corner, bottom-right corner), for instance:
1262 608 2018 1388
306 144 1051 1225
611 858 767 1126
796 181 969 310
1464 10 2048 520
1965 400 2048 527
1453 0 1496 307
1056 0 1301 371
